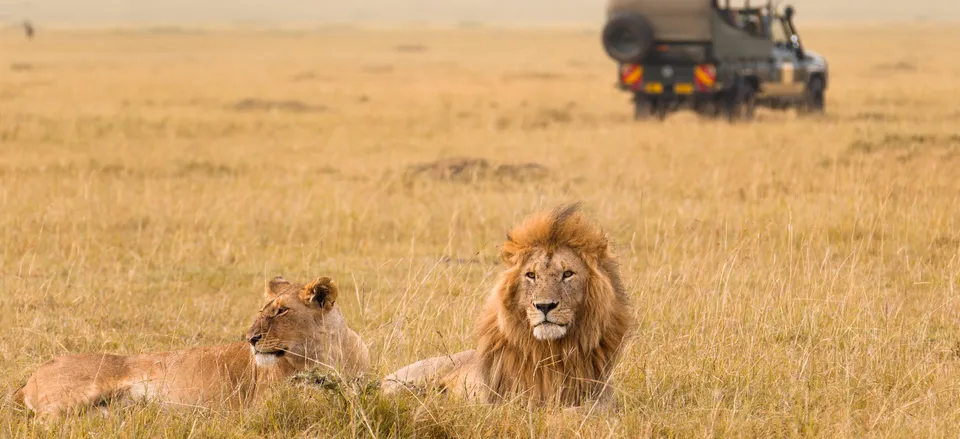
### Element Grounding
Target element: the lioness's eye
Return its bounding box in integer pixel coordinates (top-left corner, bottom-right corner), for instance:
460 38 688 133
525 272 536 280
562 270 574 279
276 307 289 316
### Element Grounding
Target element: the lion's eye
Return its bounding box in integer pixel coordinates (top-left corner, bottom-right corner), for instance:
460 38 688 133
562 270 574 279
525 272 536 280
275 307 290 317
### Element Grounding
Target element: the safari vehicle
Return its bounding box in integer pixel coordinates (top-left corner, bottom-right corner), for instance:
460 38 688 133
602 0 828 121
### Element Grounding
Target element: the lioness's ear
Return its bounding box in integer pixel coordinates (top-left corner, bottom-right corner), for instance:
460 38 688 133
266 276 289 300
301 276 338 309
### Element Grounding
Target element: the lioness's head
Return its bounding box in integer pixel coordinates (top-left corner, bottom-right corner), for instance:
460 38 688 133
246 276 341 369
497 203 621 343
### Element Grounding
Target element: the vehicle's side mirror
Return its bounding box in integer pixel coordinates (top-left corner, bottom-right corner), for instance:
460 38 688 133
790 34 805 58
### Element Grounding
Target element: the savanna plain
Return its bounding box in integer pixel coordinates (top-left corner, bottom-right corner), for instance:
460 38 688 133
1 23 959 438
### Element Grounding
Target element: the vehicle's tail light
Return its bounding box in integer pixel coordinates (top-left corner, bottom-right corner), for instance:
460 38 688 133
694 64 716 91
620 64 644 90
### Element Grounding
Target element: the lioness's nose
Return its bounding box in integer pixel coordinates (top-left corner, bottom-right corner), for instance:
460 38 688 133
534 301 559 315
248 334 262 346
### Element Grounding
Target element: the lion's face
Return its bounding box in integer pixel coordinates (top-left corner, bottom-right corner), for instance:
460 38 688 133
245 276 339 370
513 246 589 341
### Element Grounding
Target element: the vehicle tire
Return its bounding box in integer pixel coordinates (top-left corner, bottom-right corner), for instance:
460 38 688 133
653 98 669 121
724 77 757 123
740 84 757 121
633 94 653 120
633 95 668 121
603 13 654 64
696 101 721 120
804 76 826 114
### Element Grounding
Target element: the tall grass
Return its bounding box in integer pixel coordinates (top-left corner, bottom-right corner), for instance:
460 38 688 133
1 24 960 437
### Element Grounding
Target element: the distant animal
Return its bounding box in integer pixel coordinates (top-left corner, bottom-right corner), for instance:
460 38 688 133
14 276 370 417
382 203 632 409
23 21 34 40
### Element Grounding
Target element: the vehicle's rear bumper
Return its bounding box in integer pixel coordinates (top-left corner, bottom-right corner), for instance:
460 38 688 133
630 90 718 110
618 63 719 95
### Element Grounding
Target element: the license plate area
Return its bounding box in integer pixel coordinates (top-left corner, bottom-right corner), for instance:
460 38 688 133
645 82 664 94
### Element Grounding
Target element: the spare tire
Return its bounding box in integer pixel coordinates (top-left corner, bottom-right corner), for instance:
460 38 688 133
602 12 654 64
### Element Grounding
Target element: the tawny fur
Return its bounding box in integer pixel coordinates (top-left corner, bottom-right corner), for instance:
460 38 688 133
383 204 632 408
13 276 370 417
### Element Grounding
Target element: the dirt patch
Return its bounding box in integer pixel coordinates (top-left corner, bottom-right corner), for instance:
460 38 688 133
394 44 428 53
496 104 580 130
228 98 327 113
0 160 255 179
174 161 243 177
849 134 960 154
289 71 333 82
0 160 137 177
403 157 549 184
847 133 960 162
501 71 565 82
850 112 898 122
873 60 918 72
10 63 34 72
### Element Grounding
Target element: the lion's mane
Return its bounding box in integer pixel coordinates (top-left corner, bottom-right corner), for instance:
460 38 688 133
473 203 632 405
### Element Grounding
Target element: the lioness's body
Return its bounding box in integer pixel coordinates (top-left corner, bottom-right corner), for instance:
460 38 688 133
15 276 369 417
16 343 268 414
383 204 632 408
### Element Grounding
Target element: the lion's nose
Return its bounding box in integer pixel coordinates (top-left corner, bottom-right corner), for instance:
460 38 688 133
534 301 559 315
248 334 262 346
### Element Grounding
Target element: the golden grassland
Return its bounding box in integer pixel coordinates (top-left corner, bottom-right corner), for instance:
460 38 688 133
1 23 959 437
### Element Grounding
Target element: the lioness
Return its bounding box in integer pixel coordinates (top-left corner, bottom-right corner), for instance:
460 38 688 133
14 276 370 416
382 204 632 409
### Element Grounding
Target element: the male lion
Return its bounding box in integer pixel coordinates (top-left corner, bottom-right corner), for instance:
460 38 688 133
14 276 370 417
382 204 632 408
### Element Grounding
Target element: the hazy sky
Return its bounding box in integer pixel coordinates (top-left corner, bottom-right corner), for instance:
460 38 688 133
2 0 957 26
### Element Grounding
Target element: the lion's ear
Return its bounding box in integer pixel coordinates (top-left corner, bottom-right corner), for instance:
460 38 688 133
500 234 520 266
266 276 288 300
500 247 518 266
301 276 338 309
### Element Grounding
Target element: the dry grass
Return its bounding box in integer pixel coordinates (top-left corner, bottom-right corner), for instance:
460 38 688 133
1 23 960 437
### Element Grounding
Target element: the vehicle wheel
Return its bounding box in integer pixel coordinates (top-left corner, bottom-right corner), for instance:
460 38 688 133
696 98 722 120
803 76 825 114
633 95 653 120
603 13 654 63
654 98 669 121
740 86 757 121
724 77 756 123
